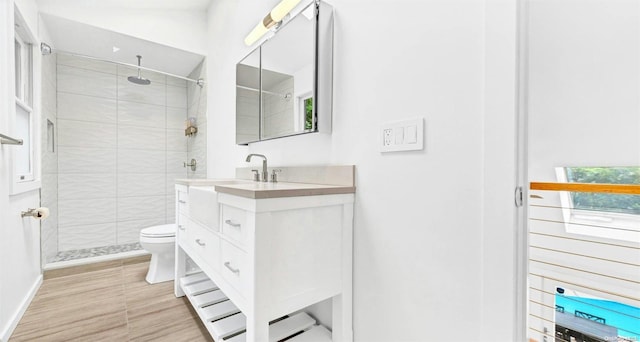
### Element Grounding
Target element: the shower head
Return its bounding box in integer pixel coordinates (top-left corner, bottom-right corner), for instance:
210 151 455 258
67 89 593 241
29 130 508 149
127 55 151 85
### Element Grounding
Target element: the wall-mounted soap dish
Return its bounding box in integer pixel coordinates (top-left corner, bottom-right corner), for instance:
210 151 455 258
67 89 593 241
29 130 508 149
185 117 198 137
185 126 198 136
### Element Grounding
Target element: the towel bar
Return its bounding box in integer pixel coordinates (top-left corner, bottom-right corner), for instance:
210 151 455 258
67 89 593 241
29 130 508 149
0 133 23 145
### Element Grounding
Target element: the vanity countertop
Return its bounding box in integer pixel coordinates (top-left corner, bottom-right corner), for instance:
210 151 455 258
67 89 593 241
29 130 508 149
213 181 355 199
175 178 355 199
176 165 356 199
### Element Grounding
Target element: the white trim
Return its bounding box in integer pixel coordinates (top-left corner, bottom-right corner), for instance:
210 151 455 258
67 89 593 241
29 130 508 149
0 274 42 342
43 249 150 271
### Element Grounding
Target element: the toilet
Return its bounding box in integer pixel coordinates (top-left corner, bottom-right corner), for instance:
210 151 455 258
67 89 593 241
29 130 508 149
139 224 176 284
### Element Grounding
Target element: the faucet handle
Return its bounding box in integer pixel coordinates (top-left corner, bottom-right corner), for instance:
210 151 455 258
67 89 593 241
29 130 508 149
270 169 282 183
251 169 260 181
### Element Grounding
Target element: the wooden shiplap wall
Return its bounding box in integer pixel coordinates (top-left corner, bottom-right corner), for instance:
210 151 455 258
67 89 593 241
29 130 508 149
527 184 640 342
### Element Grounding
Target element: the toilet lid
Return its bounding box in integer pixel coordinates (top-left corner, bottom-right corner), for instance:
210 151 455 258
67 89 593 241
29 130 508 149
140 224 176 238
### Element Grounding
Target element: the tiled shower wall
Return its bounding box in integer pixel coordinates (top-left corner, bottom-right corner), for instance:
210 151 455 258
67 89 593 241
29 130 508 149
53 54 189 254
187 60 207 179
41 53 58 264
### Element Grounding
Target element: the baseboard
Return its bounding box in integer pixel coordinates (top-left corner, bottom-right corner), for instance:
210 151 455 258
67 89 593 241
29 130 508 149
0 274 43 341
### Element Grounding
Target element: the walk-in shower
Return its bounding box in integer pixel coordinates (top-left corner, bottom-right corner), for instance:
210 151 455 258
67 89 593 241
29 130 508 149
39 45 207 268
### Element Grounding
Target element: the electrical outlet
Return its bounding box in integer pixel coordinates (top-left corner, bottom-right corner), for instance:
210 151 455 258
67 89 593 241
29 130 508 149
383 129 393 146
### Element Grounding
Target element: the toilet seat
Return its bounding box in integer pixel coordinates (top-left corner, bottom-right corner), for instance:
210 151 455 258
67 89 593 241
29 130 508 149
140 224 176 238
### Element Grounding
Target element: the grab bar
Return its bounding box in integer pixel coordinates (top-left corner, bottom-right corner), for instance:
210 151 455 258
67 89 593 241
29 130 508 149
0 133 23 145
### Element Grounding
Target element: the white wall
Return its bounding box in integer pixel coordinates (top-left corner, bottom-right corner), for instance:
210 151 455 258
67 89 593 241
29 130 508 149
0 0 45 339
36 4 207 55
206 0 519 340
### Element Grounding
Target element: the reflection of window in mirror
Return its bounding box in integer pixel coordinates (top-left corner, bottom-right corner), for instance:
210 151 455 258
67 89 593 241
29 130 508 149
297 91 313 131
304 97 313 130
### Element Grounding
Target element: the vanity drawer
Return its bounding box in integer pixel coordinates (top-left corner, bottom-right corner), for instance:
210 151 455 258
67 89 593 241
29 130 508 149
221 240 249 297
188 220 220 272
177 191 189 214
221 205 248 246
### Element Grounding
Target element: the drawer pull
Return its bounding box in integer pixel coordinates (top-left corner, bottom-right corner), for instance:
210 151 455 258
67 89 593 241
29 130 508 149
178 200 187 204
195 239 205 246
225 220 241 228
178 225 185 230
224 261 240 274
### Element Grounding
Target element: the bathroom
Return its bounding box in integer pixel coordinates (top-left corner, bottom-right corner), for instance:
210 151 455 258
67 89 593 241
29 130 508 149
1 0 638 341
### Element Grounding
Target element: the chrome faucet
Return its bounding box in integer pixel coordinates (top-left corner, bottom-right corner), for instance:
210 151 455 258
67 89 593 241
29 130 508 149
246 154 268 182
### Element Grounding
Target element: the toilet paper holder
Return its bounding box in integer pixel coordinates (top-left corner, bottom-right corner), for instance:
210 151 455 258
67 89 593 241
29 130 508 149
21 208 49 219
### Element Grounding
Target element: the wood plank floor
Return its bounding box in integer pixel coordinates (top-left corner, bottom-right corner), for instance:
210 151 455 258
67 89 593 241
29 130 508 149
10 256 213 342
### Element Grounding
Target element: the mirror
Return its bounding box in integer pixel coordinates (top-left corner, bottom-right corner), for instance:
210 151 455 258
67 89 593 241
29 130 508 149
236 48 261 143
260 7 315 140
236 0 333 145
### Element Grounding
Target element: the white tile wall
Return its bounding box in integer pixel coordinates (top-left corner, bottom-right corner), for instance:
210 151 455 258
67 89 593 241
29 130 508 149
58 174 117 200
166 129 187 152
58 93 117 124
118 126 166 150
118 173 165 197
167 84 188 108
166 75 187 87
58 120 117 147
58 147 117 174
117 195 166 222
58 198 117 227
118 149 166 173
118 100 165 128
166 152 188 174
167 107 188 130
58 65 117 99
117 217 167 244
59 223 117 250
53 57 188 253
58 54 117 74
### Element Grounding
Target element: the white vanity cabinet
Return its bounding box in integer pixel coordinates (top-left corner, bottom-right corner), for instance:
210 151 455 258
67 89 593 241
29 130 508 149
174 182 354 342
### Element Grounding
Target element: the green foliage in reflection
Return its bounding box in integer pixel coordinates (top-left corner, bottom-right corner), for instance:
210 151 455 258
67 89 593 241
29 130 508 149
566 167 640 215
304 97 313 130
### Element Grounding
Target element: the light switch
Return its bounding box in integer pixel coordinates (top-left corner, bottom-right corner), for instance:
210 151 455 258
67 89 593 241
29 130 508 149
405 125 417 144
394 127 404 144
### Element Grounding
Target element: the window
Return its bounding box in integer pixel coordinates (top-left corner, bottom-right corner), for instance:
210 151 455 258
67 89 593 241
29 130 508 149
556 167 639 242
13 10 38 191
566 167 640 215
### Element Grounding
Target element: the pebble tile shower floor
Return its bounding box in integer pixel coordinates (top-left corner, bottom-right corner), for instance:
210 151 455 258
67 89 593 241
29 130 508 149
10 256 212 341
50 242 143 262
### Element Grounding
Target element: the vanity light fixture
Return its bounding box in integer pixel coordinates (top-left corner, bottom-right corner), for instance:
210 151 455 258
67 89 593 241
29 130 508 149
244 0 301 46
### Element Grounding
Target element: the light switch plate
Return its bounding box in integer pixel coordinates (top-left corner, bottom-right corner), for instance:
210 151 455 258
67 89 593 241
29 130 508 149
380 117 424 152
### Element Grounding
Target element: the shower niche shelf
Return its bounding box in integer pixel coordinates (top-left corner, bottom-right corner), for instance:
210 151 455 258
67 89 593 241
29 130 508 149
180 272 331 342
